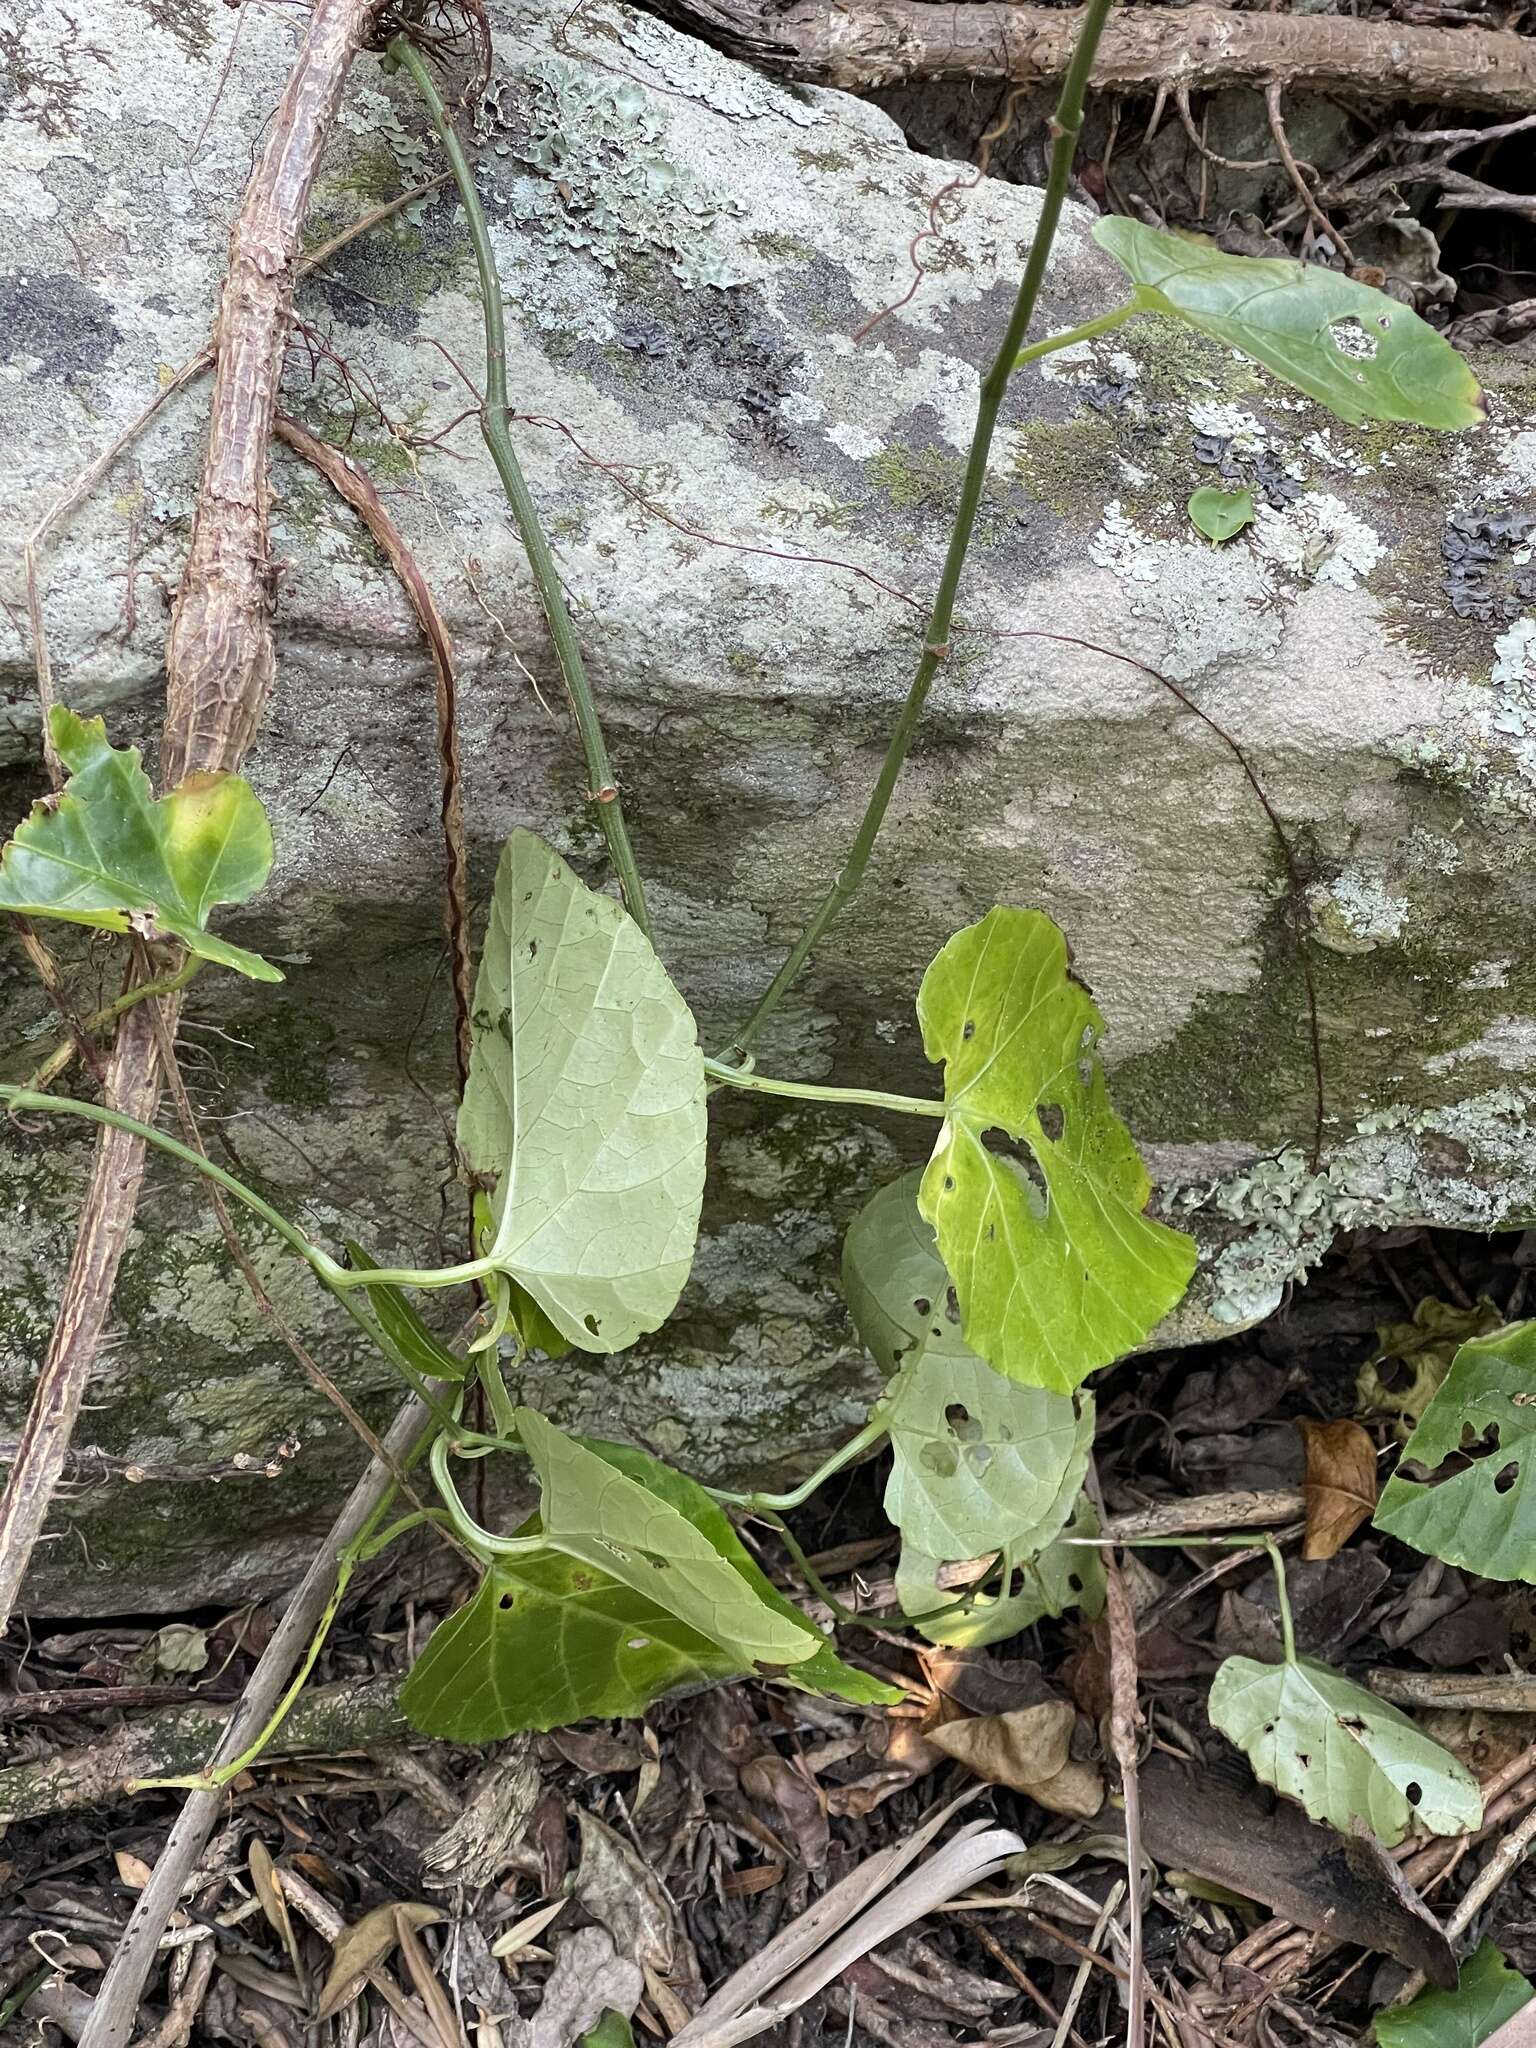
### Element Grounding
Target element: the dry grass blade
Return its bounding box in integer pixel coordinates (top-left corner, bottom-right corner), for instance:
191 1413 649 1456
316 1901 445 2020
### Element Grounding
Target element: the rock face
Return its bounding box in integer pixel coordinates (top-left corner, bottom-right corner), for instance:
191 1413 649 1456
2 0 1534 1611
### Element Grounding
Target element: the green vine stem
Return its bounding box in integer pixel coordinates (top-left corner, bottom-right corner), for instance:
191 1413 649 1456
22 956 204 1094
1071 1529 1299 1663
720 0 1117 1063
429 1431 546 1559
709 1413 890 1511
1013 304 1136 372
702 1055 943 1119
389 35 650 937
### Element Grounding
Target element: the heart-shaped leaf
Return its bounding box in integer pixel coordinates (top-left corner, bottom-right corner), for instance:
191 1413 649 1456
399 1551 747 1740
516 1407 820 1668
896 1492 1106 1647
1376 1941 1532 2048
401 1429 894 1738
880 1348 1092 1562
1374 1320 1536 1581
1188 486 1255 543
1208 1655 1481 1846
916 907 1195 1392
458 831 706 1355
1093 218 1483 431
0 706 279 980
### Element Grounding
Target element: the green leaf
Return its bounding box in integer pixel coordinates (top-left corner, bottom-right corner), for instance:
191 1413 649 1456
583 2016 637 2048
400 1430 895 1739
843 1168 968 1375
1374 1320 1536 1581
458 831 706 1355
0 706 279 980
1093 218 1483 432
1376 1941 1532 2048
897 1492 1106 1647
1188 486 1255 543
880 1348 1093 1561
915 907 1196 1393
343 1242 466 1381
1207 1655 1482 1846
583 1435 899 1705
399 1553 746 1740
515 1407 820 1668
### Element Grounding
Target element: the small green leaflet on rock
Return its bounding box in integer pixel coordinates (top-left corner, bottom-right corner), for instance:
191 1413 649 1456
1376 1941 1533 2048
880 1347 1093 1562
1208 1655 1482 1847
0 706 279 980
1374 1320 1536 1581
1188 487 1255 543
915 907 1196 1393
343 1242 466 1381
516 1407 820 1668
897 1493 1106 1648
1093 219 1483 431
400 1428 894 1739
458 831 706 1355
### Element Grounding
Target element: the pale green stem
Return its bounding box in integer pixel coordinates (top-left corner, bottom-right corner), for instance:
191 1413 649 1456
390 35 650 936
1069 1529 1300 1662
23 954 205 1093
702 1056 943 1120
720 0 1118 1064
430 1432 546 1560
1012 303 1136 371
710 1414 889 1511
477 1343 521 1440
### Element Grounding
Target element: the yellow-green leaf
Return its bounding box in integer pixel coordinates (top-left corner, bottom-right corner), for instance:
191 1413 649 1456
0 707 279 980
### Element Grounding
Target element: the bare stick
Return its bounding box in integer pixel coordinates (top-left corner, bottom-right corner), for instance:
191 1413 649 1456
8 917 107 1085
0 0 387 1634
1264 83 1356 266
74 1399 429 2048
273 414 474 1090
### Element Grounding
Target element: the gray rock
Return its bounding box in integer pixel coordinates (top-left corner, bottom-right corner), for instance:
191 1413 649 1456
2 0 1534 1610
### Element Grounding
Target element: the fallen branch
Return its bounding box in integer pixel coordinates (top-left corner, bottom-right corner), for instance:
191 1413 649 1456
639 0 1536 112
0 0 386 1633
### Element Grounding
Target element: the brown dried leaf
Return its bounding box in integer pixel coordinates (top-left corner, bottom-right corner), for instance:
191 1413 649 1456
529 1927 643 2048
926 1702 1103 1819
248 1838 306 1993
1299 1417 1378 1560
315 1900 444 2022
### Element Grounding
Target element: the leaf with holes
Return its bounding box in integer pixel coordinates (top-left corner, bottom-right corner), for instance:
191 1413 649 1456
843 1168 968 1376
458 831 706 1355
1208 1655 1481 1846
880 1347 1093 1562
896 1492 1106 1647
1376 1941 1532 2048
1188 486 1255 543
1374 1320 1536 1581
516 1407 821 1668
1093 219 1484 430
398 1555 747 1741
0 706 279 980
916 907 1196 1393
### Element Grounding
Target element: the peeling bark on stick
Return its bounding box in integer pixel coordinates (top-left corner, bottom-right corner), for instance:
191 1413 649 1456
641 0 1536 111
0 0 385 1632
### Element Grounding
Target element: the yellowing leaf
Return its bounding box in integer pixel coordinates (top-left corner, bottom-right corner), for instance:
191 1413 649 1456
915 907 1195 1392
1208 1655 1481 1846
1094 218 1484 431
1374 1320 1536 1581
458 832 706 1355
0 706 279 979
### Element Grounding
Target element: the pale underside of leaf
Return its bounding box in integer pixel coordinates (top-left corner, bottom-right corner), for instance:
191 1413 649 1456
916 906 1196 1392
516 1408 819 1667
458 831 706 1353
1374 1319 1536 1582
1208 1654 1482 1847
881 1348 1092 1561
897 1493 1106 1648
1093 217 1484 431
0 706 278 980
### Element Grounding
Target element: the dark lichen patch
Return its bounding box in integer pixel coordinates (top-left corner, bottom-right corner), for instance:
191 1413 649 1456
129 0 213 59
0 273 118 379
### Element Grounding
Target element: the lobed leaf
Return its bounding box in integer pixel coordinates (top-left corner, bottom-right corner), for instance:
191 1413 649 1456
1208 1655 1481 1846
1374 1320 1536 1581
1375 1941 1532 2048
916 907 1196 1392
458 831 706 1355
0 706 279 980
1094 217 1484 431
